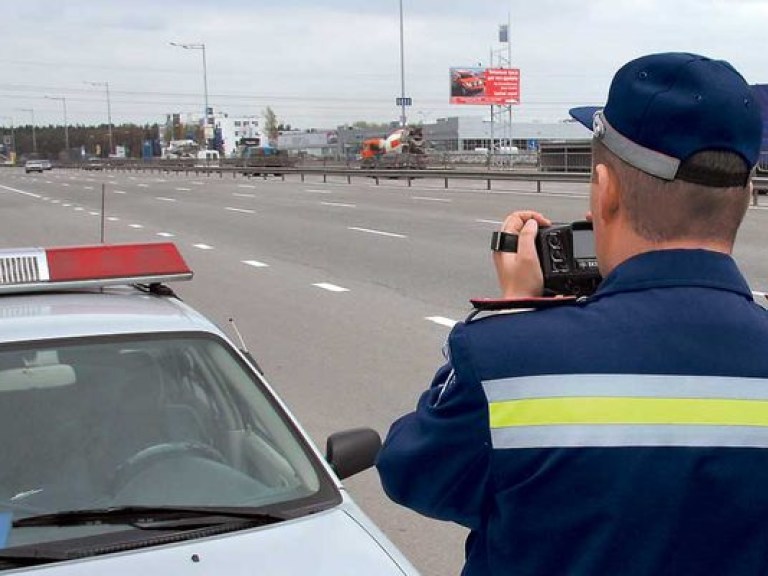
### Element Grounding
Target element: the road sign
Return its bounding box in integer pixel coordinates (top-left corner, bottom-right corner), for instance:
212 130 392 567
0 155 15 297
396 97 412 106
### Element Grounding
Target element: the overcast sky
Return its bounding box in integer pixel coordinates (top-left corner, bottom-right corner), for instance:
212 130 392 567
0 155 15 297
1 0 766 130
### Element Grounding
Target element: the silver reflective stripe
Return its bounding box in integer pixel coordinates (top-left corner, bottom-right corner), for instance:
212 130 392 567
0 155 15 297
482 374 768 403
598 112 680 180
491 424 768 449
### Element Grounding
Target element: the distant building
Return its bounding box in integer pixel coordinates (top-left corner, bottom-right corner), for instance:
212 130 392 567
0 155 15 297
214 115 264 157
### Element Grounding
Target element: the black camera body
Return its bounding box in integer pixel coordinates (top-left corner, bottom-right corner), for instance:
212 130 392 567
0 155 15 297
490 220 602 297
535 221 601 296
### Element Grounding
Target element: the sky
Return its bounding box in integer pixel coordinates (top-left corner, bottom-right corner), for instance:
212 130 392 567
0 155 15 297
1 0 767 130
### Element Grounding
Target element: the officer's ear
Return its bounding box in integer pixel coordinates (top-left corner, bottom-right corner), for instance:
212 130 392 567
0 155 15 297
594 162 620 225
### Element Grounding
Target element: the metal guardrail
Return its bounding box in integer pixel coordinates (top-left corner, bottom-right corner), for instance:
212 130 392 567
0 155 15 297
51 161 768 203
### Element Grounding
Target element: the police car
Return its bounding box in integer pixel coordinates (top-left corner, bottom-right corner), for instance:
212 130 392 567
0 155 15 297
0 242 418 574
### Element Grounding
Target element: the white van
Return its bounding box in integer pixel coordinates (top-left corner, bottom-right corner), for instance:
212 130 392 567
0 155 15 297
195 150 220 167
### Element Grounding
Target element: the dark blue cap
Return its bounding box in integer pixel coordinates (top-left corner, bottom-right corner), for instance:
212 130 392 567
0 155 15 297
570 53 763 184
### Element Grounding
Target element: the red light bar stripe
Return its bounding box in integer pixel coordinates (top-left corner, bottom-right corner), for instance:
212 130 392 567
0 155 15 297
46 243 191 282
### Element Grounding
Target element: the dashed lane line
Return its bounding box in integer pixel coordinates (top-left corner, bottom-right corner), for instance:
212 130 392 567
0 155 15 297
476 219 504 225
305 189 333 194
348 226 407 239
225 207 255 214
137 184 149 188
107 217 120 222
242 260 269 268
312 283 350 293
176 187 191 191
114 190 127 194
425 316 458 328
233 192 255 198
194 243 214 250
321 202 356 208
157 232 175 237
156 197 177 202
238 184 256 189
129 224 144 229
412 196 452 203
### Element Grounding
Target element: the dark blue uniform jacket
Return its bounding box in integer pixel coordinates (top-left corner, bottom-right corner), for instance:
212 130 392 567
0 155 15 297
377 250 768 576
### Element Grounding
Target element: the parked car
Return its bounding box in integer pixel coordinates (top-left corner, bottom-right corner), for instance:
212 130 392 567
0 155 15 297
0 242 419 575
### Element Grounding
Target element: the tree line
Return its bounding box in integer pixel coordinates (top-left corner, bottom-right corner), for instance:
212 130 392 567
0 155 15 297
2 123 161 160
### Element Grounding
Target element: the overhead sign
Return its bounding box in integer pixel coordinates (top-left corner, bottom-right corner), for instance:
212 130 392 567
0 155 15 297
396 97 412 106
450 67 521 106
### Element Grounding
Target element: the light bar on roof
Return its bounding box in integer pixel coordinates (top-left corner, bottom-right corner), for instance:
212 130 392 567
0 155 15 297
0 243 192 293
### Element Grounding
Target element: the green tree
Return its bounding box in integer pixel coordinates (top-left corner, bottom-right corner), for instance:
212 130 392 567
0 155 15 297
263 107 279 146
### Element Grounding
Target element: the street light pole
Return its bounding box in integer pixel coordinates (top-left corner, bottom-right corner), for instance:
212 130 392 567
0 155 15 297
44 96 69 153
170 42 210 150
16 108 36 154
85 81 113 157
399 0 407 127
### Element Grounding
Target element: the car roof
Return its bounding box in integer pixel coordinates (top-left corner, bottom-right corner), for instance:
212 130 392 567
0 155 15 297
0 287 224 345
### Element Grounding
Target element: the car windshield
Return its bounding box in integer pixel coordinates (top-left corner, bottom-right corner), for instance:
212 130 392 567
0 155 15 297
0 333 338 548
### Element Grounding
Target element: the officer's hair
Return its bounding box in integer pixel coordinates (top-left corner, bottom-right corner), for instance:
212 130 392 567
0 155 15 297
592 140 751 244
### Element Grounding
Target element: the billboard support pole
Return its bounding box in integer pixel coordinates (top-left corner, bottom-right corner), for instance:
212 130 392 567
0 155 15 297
399 0 407 127
489 49 494 168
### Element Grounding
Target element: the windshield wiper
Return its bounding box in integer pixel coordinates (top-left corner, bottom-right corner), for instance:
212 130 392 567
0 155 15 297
13 505 286 530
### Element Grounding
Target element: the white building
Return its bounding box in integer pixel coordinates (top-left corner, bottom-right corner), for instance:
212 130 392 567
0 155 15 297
214 115 264 157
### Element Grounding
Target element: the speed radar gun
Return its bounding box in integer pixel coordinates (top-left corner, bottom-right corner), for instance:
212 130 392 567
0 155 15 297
491 221 602 297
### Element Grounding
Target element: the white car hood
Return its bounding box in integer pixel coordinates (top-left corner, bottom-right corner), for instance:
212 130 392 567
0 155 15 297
12 508 410 575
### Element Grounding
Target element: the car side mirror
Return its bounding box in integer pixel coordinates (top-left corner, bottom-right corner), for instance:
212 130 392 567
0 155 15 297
325 427 381 480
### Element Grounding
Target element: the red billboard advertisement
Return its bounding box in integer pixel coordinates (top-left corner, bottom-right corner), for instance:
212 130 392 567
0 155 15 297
450 67 520 106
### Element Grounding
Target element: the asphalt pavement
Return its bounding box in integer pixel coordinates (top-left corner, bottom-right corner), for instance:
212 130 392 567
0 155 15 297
1 167 767 575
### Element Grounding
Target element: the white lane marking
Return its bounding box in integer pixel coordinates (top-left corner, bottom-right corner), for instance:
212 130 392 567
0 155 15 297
0 184 41 198
194 243 214 250
107 217 120 222
238 184 256 189
233 192 255 198
154 179 167 183
51 200 61 204
305 188 333 194
62 203 72 207
313 283 350 293
225 207 255 214
62 183 70 187
242 260 269 268
73 207 84 211
89 211 100 216
45 181 53 184
175 187 191 191
476 219 504 225
157 232 175 237
426 316 458 328
412 196 452 203
156 196 177 202
191 181 204 185
321 202 356 208
129 224 144 229
348 226 407 239
137 184 149 188
128 176 137 180
113 190 127 194
84 186 94 190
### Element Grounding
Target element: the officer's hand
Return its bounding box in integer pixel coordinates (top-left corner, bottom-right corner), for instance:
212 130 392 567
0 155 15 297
493 211 551 298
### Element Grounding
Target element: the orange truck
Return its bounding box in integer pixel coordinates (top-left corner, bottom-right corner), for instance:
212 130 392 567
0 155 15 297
360 126 426 169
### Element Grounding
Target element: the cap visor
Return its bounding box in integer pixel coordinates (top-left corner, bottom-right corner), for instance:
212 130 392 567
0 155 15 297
569 106 601 130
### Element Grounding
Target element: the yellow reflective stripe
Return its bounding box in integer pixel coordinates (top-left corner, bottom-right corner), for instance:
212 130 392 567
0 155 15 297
488 397 768 428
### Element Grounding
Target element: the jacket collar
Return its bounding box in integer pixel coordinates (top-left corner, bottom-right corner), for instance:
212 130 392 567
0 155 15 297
594 249 753 300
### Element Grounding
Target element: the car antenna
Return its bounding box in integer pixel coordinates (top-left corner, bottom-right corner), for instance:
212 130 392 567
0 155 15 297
100 183 106 243
228 317 249 353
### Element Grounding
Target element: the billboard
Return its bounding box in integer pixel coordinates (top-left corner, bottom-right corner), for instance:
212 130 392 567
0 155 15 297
450 67 520 106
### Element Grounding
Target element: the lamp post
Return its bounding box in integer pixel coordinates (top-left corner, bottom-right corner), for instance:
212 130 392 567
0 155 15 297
170 41 210 150
398 0 407 127
44 96 69 153
16 108 36 154
84 81 113 157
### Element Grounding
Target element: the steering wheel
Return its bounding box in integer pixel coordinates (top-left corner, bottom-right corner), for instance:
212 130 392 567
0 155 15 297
112 442 227 494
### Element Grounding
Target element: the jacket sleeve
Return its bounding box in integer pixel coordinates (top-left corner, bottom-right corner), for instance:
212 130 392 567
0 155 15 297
375 325 492 530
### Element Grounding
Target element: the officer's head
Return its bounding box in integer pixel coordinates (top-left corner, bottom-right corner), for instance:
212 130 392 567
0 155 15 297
569 52 763 274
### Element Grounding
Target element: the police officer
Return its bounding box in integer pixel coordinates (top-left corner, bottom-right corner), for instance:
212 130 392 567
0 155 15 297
376 52 768 575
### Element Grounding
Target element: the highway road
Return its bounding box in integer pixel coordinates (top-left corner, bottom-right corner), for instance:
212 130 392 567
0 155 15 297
1 167 767 575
